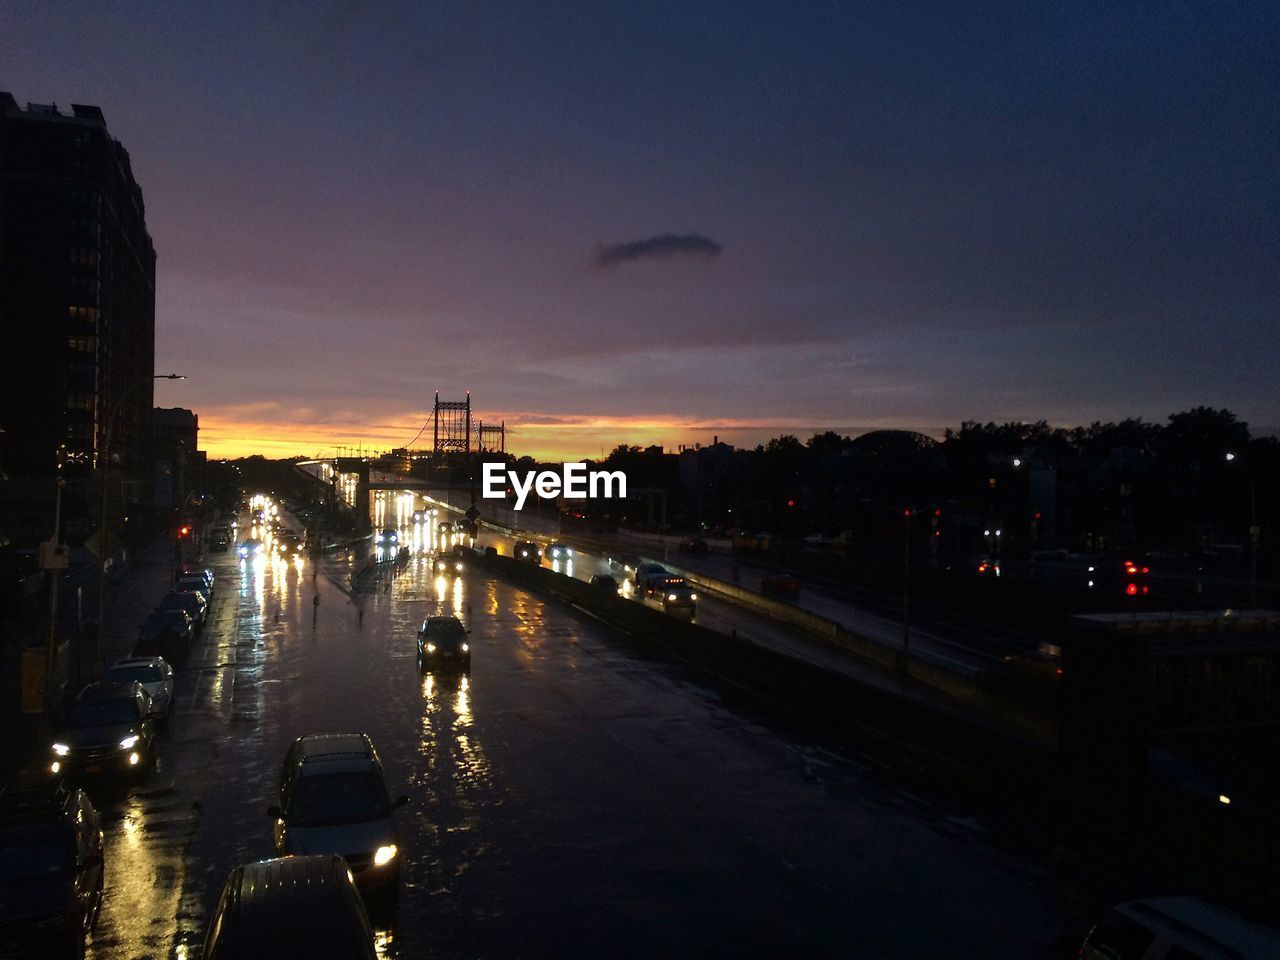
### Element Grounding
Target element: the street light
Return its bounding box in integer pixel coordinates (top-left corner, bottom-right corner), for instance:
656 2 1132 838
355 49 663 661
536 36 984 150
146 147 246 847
92 373 186 676
859 497 953 668
1225 451 1258 608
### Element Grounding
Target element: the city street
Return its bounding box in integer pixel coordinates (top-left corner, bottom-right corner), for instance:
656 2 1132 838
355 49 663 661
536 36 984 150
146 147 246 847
61 519 1074 959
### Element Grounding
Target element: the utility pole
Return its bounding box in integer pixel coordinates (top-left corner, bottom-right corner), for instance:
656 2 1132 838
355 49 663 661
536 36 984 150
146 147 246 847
42 450 69 714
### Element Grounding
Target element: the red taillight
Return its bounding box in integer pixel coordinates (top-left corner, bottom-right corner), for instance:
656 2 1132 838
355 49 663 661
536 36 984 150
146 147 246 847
1141 566 1149 574
1126 583 1138 596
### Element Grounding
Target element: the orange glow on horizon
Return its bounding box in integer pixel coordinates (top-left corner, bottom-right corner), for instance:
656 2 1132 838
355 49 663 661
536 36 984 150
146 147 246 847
197 407 938 462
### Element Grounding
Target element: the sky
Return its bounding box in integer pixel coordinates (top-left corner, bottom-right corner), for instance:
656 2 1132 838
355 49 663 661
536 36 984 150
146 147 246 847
3 2 1277 459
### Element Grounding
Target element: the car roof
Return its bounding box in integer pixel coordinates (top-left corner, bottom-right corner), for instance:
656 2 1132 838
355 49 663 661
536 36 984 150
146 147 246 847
109 656 169 670
425 616 464 627
291 733 379 777
0 783 78 825
215 855 370 941
1115 897 1280 955
77 679 143 701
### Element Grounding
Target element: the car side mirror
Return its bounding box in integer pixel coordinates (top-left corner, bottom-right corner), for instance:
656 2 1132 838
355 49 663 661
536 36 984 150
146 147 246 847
393 795 410 809
267 805 284 820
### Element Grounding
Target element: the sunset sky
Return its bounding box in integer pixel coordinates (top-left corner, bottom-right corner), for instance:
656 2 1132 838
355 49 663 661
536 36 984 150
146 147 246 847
4 2 1276 460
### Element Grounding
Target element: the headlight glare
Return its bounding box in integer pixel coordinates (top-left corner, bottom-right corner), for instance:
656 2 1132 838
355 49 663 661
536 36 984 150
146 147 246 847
52 742 70 756
119 734 140 750
373 844 398 866
426 643 436 653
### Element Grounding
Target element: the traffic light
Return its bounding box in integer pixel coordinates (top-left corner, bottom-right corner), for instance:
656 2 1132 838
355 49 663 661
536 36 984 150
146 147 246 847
178 525 192 539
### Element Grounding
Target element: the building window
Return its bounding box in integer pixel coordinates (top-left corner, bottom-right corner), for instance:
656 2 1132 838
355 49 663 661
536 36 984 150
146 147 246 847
69 248 99 268
69 277 99 300
67 335 97 353
68 306 99 322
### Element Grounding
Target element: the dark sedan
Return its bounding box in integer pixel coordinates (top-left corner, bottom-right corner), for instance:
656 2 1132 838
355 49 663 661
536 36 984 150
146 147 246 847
157 589 208 628
50 681 158 779
417 616 471 672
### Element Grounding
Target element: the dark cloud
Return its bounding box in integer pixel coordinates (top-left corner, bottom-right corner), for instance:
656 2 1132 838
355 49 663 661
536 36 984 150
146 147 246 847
592 233 723 267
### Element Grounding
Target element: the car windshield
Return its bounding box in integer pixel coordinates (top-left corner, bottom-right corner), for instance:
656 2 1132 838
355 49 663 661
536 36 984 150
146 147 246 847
426 620 467 640
68 697 137 727
107 665 163 684
286 773 389 827
0 823 70 883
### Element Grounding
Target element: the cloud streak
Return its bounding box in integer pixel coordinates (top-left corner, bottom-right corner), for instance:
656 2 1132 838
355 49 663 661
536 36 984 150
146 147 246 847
592 233 723 267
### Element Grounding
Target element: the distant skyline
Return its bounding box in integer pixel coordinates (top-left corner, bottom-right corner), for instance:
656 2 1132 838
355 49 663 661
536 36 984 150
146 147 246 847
4 2 1276 460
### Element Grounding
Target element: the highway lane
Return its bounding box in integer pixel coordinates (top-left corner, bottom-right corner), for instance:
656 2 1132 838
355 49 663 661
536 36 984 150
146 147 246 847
55 512 1077 959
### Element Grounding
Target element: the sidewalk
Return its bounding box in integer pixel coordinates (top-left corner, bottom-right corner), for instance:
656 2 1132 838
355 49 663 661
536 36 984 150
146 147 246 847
0 539 186 784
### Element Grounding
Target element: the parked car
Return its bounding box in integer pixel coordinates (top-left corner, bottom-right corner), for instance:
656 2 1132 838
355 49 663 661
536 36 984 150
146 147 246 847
0 784 104 959
104 656 175 719
269 734 408 898
760 574 801 600
201 855 377 960
51 681 158 779
512 540 541 562
1081 896 1280 958
175 576 214 602
134 609 194 659
417 616 471 671
157 590 208 628
179 565 215 592
589 574 620 594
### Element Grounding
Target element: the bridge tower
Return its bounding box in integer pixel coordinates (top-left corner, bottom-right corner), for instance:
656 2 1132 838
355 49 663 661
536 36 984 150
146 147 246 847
477 420 505 455
432 391 471 455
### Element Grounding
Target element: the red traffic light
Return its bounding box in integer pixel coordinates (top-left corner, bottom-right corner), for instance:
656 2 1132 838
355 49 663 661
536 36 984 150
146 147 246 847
786 499 795 508
178 525 192 538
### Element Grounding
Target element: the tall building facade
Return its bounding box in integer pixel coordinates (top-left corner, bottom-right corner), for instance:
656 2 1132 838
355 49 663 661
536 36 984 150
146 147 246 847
0 94 156 545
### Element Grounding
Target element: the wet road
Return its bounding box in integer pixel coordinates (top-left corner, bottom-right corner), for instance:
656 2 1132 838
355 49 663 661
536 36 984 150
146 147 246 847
79 520 1071 958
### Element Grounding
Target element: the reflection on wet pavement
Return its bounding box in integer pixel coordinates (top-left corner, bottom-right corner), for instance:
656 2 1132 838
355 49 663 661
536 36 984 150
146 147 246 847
76 507 1066 959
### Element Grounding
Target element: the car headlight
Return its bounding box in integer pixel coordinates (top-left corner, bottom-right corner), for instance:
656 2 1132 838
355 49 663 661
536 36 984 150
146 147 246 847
52 742 70 756
373 844 398 867
425 643 436 653
119 734 140 750
455 562 463 571
668 594 677 602
690 593 697 601
461 643 469 652
520 551 527 557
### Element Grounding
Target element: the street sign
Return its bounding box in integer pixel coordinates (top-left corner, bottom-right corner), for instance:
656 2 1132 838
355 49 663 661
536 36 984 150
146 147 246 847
21 648 46 713
38 540 69 569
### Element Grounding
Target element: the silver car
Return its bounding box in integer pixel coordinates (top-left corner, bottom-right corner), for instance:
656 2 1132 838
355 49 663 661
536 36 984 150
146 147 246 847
104 656 175 718
269 733 408 901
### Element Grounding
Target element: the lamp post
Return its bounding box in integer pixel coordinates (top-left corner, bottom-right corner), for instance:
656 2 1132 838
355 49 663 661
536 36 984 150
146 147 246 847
859 498 952 668
1226 452 1258 607
92 373 185 676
